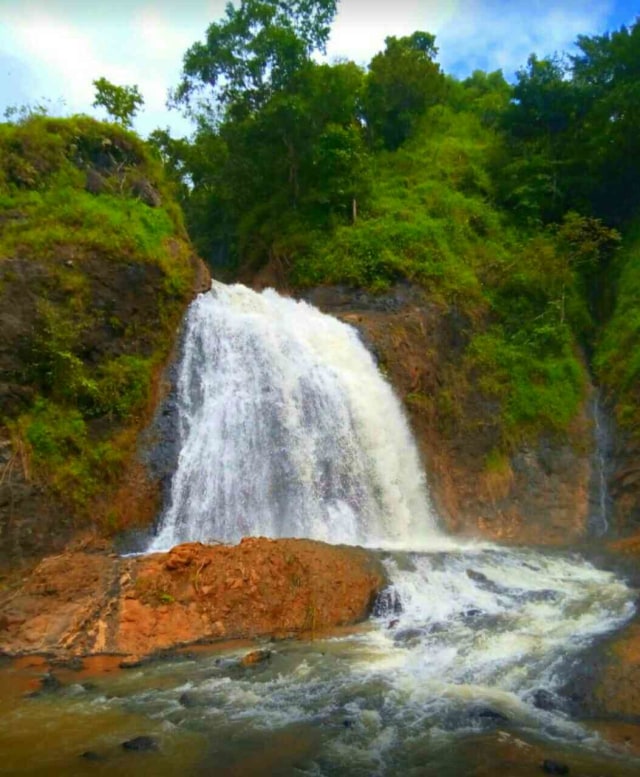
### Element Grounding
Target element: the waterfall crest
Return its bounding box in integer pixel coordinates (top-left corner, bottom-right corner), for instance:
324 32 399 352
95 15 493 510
149 283 440 550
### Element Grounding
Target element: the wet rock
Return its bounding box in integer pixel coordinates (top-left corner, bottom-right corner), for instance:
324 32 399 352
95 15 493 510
462 608 484 619
542 759 569 775
81 751 105 762
523 589 559 603
29 671 62 696
393 628 427 647
119 657 149 669
179 691 206 708
469 706 510 725
532 689 559 711
373 588 402 617
122 736 158 752
466 569 505 594
241 649 272 667
56 656 84 671
466 569 490 585
1 539 386 660
41 672 62 692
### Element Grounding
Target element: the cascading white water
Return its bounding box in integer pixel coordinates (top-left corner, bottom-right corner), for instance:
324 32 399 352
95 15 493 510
590 390 613 536
150 282 439 551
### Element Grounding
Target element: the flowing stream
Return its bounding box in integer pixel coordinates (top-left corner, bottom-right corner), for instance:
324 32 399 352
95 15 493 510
1 284 637 775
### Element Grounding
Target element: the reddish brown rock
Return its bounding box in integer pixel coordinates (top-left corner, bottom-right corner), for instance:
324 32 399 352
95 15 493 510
0 538 386 660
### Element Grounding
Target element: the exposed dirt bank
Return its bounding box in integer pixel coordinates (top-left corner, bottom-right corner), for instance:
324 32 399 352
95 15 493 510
0 538 386 660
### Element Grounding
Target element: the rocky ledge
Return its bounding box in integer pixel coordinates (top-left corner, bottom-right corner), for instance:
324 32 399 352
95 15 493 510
0 538 387 660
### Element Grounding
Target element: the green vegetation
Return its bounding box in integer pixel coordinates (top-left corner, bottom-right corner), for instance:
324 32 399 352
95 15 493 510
290 107 589 447
595 227 640 438
92 77 144 128
0 114 195 524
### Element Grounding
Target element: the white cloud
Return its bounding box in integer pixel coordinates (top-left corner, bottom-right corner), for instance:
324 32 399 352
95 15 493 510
0 0 219 134
326 0 453 65
435 0 614 77
326 0 614 79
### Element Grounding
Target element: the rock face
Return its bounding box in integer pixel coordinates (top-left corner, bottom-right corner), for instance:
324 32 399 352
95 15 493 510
611 434 640 536
0 117 212 570
0 539 386 659
304 283 592 545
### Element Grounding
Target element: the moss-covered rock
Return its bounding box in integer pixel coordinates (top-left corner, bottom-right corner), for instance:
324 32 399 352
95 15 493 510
0 115 205 567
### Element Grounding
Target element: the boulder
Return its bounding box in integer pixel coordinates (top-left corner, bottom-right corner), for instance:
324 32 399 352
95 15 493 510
0 538 387 661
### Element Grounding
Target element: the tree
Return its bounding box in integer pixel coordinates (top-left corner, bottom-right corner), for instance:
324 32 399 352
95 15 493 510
364 32 445 150
167 1 370 271
92 78 144 128
570 20 640 222
460 69 511 127
172 0 337 119
498 55 583 223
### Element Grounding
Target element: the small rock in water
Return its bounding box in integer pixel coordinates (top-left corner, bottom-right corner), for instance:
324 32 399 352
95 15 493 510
41 672 62 692
469 706 510 725
56 656 84 672
119 656 150 669
532 689 558 711
179 691 206 708
466 569 491 585
28 672 62 697
373 588 403 617
122 736 158 752
466 569 504 594
81 751 105 762
462 608 483 619
393 628 425 645
241 649 272 666
542 759 569 775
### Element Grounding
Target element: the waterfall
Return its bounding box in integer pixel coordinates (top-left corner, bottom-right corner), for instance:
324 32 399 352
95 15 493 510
149 283 440 551
589 389 613 537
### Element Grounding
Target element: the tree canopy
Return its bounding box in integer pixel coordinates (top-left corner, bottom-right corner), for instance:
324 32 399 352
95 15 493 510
172 0 337 118
364 32 445 149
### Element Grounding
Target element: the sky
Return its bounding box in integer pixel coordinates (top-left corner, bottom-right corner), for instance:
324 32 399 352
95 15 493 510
0 0 638 137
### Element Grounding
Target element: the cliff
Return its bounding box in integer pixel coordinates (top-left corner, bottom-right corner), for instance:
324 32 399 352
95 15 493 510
0 116 208 569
